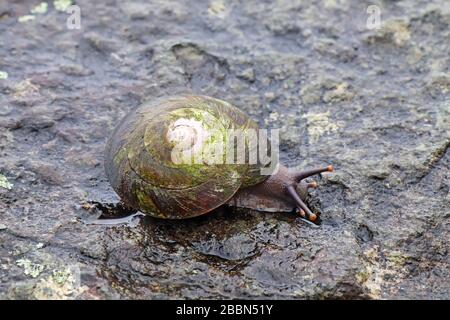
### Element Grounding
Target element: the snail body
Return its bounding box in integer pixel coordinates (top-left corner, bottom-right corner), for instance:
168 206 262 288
105 95 332 222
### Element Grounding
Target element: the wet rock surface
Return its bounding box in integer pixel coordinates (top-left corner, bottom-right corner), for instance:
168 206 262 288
0 0 449 299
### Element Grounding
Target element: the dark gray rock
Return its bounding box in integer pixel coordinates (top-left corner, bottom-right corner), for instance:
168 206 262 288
0 0 448 299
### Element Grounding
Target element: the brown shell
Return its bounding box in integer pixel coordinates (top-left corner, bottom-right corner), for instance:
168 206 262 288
105 95 268 219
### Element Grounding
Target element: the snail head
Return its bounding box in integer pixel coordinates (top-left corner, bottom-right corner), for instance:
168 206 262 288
286 165 333 223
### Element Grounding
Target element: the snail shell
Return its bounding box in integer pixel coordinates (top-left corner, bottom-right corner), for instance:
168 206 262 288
105 95 268 219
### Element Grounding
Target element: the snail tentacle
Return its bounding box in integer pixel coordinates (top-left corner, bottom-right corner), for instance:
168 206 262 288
307 181 318 189
286 184 317 222
293 165 333 182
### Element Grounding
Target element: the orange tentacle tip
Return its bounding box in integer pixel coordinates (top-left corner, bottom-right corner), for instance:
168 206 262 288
308 181 318 189
327 165 333 172
309 214 317 222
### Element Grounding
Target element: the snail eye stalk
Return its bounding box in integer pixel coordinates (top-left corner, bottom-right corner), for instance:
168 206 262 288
294 165 333 182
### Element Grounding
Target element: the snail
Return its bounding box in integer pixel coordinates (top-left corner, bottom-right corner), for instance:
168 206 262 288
105 95 333 223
